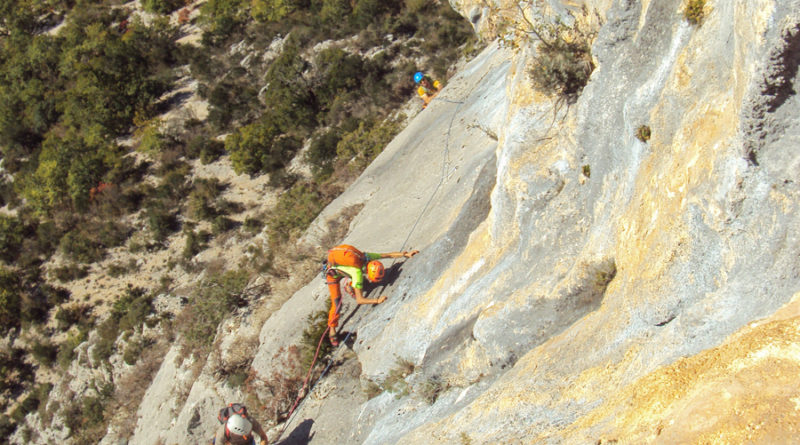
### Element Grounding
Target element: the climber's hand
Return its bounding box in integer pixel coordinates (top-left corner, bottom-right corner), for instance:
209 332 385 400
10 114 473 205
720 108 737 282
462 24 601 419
404 250 419 258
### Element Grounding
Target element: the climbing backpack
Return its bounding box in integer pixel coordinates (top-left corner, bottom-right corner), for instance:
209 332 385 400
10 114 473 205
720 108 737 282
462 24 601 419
217 402 248 425
327 244 365 268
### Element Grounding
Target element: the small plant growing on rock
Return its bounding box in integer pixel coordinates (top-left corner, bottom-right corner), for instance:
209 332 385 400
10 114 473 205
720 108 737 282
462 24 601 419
582 164 591 178
416 376 447 404
684 0 706 25
363 379 383 399
636 125 651 142
524 7 599 101
530 30 595 100
383 357 416 398
299 309 334 370
250 346 305 424
594 260 617 293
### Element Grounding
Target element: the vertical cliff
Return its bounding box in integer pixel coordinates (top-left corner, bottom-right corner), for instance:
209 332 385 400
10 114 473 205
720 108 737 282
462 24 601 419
126 0 800 443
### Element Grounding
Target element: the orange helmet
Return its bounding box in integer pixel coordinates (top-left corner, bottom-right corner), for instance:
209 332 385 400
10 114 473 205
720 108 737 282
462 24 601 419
366 260 385 282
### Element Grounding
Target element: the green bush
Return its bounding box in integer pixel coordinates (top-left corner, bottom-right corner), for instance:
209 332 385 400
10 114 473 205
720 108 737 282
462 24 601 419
136 120 170 155
142 0 184 14
55 304 94 331
227 118 302 176
185 135 225 164
199 0 248 45
176 269 249 352
113 287 155 333
187 179 223 220
251 0 294 22
299 309 332 369
684 0 706 25
122 339 143 365
64 380 115 440
306 129 342 180
92 287 154 363
11 392 38 423
31 340 59 367
59 229 103 264
0 415 15 440
52 263 90 283
267 181 326 245
145 202 179 243
57 329 87 370
204 74 260 131
57 220 129 264
107 260 136 278
243 217 265 235
530 34 594 100
92 318 119 364
0 267 22 334
404 0 428 13
636 125 651 142
0 265 67 330
212 215 236 234
0 215 24 263
352 0 394 28
10 382 52 424
260 42 317 132
183 227 210 259
336 118 402 171
383 357 415 398
527 12 597 101
314 48 368 110
319 0 352 28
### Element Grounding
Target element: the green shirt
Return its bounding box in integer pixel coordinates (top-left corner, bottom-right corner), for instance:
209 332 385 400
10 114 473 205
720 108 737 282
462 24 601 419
331 252 381 289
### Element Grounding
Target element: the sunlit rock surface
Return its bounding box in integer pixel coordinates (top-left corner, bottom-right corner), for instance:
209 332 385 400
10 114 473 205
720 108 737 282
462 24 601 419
129 0 800 443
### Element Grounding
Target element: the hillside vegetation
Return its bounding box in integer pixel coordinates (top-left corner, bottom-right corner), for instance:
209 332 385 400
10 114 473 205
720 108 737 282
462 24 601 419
0 0 477 441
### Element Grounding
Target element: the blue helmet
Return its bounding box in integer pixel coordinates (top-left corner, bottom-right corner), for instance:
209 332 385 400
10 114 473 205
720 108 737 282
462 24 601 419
413 71 424 83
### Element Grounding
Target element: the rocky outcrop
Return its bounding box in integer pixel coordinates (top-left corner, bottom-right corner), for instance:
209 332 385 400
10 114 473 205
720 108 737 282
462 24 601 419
126 0 800 443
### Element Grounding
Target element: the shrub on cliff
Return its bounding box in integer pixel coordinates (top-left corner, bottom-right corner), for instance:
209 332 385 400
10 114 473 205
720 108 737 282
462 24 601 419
227 118 302 176
142 0 184 15
267 181 326 245
530 34 594 100
176 269 249 353
527 12 596 101
684 0 706 25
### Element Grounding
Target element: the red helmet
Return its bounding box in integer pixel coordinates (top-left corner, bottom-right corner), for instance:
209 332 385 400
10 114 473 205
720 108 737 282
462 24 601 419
366 260 385 282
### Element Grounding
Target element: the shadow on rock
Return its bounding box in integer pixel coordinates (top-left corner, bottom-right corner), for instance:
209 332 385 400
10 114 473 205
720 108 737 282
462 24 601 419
360 262 405 294
276 419 314 445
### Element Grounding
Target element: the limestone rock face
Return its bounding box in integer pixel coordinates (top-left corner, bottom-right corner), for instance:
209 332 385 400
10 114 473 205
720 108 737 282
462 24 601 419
127 0 800 443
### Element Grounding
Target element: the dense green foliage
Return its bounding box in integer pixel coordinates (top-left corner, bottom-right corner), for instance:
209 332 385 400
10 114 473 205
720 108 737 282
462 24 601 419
0 0 476 438
684 0 706 25
267 181 325 245
176 270 249 352
92 287 154 364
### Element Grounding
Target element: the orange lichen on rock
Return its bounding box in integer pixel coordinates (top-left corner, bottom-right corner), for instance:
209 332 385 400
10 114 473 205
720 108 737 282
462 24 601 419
565 295 800 444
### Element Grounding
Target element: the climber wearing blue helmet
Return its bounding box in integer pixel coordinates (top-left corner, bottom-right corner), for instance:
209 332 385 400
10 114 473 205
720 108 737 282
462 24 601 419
413 71 442 108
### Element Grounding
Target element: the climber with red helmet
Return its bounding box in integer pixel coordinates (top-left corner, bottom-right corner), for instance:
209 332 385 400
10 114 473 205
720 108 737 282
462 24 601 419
324 244 419 346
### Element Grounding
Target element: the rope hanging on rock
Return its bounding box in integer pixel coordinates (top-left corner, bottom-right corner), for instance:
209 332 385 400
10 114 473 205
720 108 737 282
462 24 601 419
270 98 464 445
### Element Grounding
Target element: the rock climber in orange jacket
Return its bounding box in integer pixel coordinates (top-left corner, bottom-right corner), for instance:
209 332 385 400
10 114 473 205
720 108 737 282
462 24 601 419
324 244 419 346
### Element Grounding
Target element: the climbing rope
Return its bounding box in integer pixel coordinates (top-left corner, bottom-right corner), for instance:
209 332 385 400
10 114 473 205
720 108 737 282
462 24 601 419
270 98 464 444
